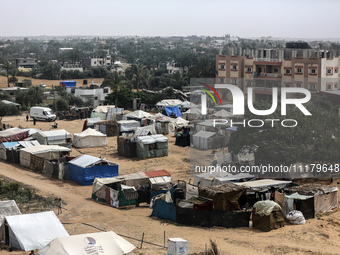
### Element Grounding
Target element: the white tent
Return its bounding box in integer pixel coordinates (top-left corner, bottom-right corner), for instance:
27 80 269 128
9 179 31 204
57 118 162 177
135 124 157 136
212 109 233 118
31 129 71 146
38 231 135 255
20 145 72 168
124 110 153 120
73 128 107 148
156 99 182 107
192 130 216 150
2 211 69 251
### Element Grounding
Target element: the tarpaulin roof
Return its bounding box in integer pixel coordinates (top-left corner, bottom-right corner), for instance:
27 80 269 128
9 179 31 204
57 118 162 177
156 99 182 106
86 117 101 125
69 154 116 168
20 145 71 154
147 113 173 122
74 128 106 138
60 81 76 87
92 105 115 113
213 109 233 118
39 231 135 255
0 128 29 142
124 110 153 119
144 169 171 178
0 200 21 227
35 129 71 140
234 179 292 193
164 106 182 117
1 142 18 148
4 211 69 251
135 124 157 136
18 140 40 148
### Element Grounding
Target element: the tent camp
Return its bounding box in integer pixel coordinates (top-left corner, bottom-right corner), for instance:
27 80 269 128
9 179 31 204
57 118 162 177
68 154 119 185
31 129 72 148
20 145 72 170
73 128 107 148
117 120 140 133
1 211 69 251
147 113 173 134
136 134 168 159
85 117 101 129
0 128 29 143
134 124 157 136
0 140 40 163
156 99 182 107
38 231 135 255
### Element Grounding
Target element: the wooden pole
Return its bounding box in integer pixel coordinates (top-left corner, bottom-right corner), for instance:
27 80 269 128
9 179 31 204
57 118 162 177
140 232 144 249
164 231 166 248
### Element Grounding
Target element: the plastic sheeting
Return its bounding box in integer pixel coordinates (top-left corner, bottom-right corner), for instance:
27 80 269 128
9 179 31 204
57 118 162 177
164 106 182 117
38 231 135 255
0 128 29 143
0 200 21 227
3 211 69 251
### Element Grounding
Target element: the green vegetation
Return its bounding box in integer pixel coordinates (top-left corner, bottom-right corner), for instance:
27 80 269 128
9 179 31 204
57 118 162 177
0 178 57 213
0 102 20 116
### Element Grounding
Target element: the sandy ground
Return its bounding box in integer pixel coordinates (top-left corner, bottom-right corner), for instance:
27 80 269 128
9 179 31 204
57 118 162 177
0 114 339 255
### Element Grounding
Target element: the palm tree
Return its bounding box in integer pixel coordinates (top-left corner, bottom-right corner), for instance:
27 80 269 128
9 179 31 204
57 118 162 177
130 63 149 91
2 60 12 87
101 72 127 107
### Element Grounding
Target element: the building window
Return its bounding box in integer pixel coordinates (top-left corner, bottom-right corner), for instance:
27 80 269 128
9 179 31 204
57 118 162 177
95 96 98 100
274 68 279 73
310 84 316 90
310 68 317 74
335 67 339 73
296 67 303 74
231 63 238 71
232 79 237 84
326 67 333 75
296 83 302 88
219 78 225 83
246 80 252 87
285 84 290 87
219 63 225 70
71 88 75 94
285 68 291 75
103 88 109 93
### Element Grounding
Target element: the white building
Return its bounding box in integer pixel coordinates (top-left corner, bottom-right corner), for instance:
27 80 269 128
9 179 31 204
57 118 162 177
66 86 111 107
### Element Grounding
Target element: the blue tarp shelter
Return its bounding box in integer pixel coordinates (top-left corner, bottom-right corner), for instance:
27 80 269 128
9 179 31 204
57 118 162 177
68 154 118 185
164 106 182 117
60 81 76 88
151 199 177 222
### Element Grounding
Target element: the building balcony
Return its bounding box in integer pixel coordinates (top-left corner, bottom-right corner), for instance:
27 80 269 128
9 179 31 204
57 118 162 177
254 72 282 78
254 58 282 63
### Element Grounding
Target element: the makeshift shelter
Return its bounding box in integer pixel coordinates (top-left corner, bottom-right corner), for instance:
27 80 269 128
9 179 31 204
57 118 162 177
164 106 182 117
147 113 172 135
252 200 285 232
134 124 157 136
123 110 152 125
0 128 29 143
156 99 182 107
92 170 171 208
91 105 115 120
20 145 71 170
94 120 118 136
0 142 18 161
73 128 107 148
0 140 40 164
31 129 72 148
169 117 190 134
118 136 137 158
85 117 101 129
212 109 233 118
193 172 254 188
198 183 246 211
38 231 135 255
42 156 74 180
1 211 69 251
192 131 224 150
136 134 168 159
117 120 140 134
285 183 338 216
68 154 119 185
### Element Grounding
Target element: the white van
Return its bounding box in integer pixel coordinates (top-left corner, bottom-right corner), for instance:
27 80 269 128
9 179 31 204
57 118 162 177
30 107 57 121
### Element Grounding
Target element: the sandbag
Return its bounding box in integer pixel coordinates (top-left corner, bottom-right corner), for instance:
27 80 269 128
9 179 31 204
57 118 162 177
286 210 306 225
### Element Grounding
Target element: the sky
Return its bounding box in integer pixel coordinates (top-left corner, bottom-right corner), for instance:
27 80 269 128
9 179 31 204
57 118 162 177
1 0 340 39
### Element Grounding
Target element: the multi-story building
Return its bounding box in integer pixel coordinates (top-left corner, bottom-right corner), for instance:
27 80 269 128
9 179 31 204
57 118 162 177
66 85 110 107
15 58 38 68
216 44 340 102
83 50 112 69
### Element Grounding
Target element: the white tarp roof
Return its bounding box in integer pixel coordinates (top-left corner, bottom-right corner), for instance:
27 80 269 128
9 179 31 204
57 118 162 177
156 99 182 106
0 200 21 227
4 211 69 251
147 113 173 122
36 129 71 140
234 179 292 193
193 130 216 139
136 134 168 145
0 127 26 137
38 231 135 255
18 140 40 148
69 154 116 168
117 120 140 132
135 124 157 136
171 117 190 126
21 145 71 154
92 105 115 113
213 109 233 118
125 110 153 119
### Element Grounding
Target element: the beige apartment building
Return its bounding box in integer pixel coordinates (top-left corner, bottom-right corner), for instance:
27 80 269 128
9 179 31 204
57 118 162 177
216 47 340 102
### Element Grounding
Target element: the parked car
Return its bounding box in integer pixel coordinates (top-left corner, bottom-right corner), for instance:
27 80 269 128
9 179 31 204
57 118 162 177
39 83 46 88
30 107 56 121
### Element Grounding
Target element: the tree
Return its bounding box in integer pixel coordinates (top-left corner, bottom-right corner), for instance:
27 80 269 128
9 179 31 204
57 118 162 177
15 86 44 107
2 60 12 87
101 72 127 107
227 97 340 170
